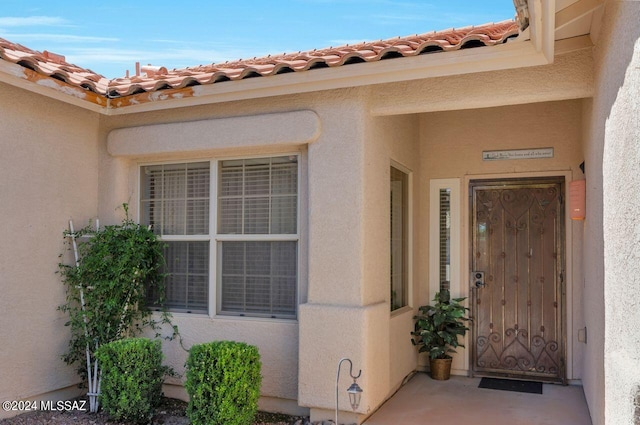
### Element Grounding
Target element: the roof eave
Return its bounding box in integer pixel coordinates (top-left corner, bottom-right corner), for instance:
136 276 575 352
0 6 557 115
106 39 551 116
0 60 106 113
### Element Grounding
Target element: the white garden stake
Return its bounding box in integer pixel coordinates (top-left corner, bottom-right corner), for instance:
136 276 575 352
68 219 101 413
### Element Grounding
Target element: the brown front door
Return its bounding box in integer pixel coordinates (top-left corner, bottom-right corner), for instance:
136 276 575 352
470 178 565 382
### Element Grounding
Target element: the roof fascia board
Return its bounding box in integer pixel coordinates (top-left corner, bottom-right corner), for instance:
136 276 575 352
529 0 556 62
0 60 105 113
105 41 549 116
555 0 603 31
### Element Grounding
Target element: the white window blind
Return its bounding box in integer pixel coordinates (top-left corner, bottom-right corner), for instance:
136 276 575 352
218 157 297 235
141 162 210 313
439 189 451 292
141 162 210 235
428 178 460 304
220 241 297 317
218 156 298 318
162 241 209 312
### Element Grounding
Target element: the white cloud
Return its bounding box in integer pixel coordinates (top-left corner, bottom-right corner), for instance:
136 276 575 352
0 16 69 27
0 33 118 43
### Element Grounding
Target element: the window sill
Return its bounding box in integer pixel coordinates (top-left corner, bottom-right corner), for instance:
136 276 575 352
151 310 209 319
213 314 299 325
391 305 413 318
152 310 300 325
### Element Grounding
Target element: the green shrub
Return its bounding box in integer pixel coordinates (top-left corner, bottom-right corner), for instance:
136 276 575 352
185 341 262 425
58 205 176 385
95 338 167 423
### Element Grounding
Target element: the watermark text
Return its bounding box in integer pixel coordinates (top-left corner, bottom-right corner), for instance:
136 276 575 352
2 400 87 412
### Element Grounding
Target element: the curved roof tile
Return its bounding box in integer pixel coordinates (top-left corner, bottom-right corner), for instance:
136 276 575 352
0 20 518 99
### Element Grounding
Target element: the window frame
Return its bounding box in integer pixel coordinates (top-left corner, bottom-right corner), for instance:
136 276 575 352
214 155 301 320
390 161 413 315
139 160 212 314
429 178 460 301
138 153 301 320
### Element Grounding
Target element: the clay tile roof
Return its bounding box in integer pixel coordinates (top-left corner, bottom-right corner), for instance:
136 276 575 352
0 20 518 100
0 37 111 94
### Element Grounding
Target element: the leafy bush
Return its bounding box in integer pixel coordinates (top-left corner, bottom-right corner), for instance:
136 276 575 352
95 338 168 423
185 341 262 425
58 205 176 382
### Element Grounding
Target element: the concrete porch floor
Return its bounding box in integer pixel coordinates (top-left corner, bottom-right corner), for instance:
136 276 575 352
363 373 592 425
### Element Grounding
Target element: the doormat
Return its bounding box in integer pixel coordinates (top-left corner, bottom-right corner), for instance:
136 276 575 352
478 378 543 394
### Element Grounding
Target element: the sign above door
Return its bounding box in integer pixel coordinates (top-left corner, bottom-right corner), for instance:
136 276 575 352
482 148 554 161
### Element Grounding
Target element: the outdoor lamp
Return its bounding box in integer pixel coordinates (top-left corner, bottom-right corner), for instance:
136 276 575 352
347 380 363 410
336 357 363 425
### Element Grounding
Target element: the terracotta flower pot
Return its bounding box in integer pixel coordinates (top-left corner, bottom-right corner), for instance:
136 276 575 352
430 357 453 380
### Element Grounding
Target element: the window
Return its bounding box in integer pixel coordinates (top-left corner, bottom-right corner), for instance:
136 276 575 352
439 189 451 292
429 179 460 300
140 156 298 319
390 166 408 311
141 162 210 313
217 157 298 319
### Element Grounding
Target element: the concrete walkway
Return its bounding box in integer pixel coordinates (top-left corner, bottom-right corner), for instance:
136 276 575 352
363 373 592 425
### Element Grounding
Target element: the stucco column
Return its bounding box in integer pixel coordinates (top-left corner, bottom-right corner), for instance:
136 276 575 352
298 100 390 423
600 2 640 424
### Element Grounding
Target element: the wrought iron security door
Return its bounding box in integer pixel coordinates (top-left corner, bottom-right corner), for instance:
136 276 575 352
470 178 565 382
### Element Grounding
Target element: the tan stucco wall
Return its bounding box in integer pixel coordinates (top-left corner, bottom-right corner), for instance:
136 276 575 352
95 81 591 423
366 114 421 391
96 88 424 422
0 32 604 423
581 93 606 423
98 88 414 421
300 108 423 422
590 1 640 424
419 100 584 179
417 100 585 376
0 82 100 418
370 48 594 116
299 97 422 422
99 95 320 413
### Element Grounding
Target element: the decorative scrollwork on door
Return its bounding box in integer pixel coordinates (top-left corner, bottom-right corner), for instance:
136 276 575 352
476 329 560 374
471 179 564 382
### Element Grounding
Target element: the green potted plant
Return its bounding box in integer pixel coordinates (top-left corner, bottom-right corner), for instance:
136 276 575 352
411 290 470 380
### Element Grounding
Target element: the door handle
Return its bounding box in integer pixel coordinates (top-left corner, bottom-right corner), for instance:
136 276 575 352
473 271 485 288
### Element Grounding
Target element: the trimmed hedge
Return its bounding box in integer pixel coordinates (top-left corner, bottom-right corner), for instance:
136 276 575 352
95 338 166 423
185 341 262 425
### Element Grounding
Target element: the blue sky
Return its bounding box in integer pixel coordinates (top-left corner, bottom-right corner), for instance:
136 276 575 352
0 1 515 78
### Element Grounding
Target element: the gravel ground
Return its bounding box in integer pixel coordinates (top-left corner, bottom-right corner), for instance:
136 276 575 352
0 398 310 425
